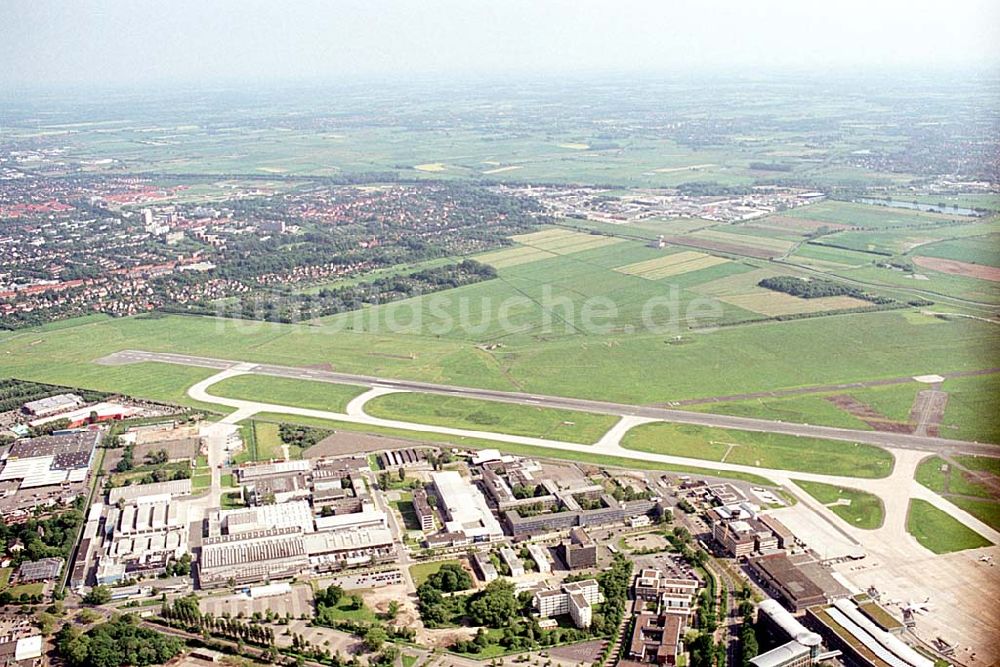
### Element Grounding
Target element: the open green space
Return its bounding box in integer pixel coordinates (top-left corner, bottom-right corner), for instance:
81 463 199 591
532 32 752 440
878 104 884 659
409 559 462 588
905 499 991 554
949 497 1000 532
784 200 969 229
365 392 618 444
915 233 1000 267
915 456 995 498
937 374 1000 444
0 293 996 415
622 422 894 478
192 474 211 490
793 480 885 529
209 374 365 413
250 411 775 485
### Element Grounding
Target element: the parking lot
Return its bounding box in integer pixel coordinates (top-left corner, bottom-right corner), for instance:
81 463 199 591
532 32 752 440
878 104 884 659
199 583 314 619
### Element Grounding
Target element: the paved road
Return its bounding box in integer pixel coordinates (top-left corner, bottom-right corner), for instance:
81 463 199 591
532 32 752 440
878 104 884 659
101 349 1000 457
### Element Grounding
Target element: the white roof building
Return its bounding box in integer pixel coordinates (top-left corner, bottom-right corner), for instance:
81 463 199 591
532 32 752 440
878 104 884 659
431 471 503 542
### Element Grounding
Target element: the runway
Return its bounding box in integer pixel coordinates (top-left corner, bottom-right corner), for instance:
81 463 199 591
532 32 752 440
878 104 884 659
99 349 1000 457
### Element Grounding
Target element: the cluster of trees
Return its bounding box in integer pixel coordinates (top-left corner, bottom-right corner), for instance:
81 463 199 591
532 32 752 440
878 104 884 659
55 615 183 667
277 423 331 451
204 260 498 323
416 563 473 627
0 378 108 413
689 632 727 667
666 526 709 568
160 595 276 646
164 552 192 577
737 587 759 667
758 276 894 304
314 584 362 625
0 496 85 566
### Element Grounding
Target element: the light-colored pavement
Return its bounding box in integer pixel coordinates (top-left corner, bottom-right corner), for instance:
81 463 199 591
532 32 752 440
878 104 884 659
102 349 1000 456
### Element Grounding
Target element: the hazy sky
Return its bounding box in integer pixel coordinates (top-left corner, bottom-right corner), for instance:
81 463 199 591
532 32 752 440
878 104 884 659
2 0 999 87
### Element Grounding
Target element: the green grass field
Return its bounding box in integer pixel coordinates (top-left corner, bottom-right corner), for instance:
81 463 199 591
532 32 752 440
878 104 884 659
915 456 995 498
905 499 991 554
621 422 894 478
364 392 618 444
793 480 885 529
409 559 462 588
210 374 365 413
250 411 775 485
784 200 968 229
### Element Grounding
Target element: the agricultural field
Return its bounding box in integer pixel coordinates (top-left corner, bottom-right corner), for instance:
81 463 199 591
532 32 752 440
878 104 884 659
905 499 991 554
620 421 895 478
614 251 730 280
793 480 885 529
364 392 619 444
209 373 365 413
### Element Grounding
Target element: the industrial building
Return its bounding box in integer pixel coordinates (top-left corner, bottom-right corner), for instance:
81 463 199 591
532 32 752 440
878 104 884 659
0 430 99 489
107 478 191 504
534 579 599 629
198 527 310 589
304 526 396 571
430 471 503 543
96 494 190 584
222 499 315 534
21 393 84 417
708 504 779 558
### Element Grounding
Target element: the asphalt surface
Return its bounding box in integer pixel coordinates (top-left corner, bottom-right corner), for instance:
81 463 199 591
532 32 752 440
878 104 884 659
101 349 1000 457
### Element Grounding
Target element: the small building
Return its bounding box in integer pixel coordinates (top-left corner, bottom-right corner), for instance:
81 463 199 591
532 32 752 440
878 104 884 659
472 552 498 583
412 488 435 532
627 612 685 665
526 543 551 574
499 547 525 577
17 557 63 583
22 393 83 417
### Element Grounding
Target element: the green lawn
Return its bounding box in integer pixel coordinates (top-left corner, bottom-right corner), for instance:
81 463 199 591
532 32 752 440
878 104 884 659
316 596 378 623
622 422 894 478
915 456 995 498
0 568 10 588
409 559 461 588
793 480 885 529
365 392 618 444
0 304 995 414
251 411 775 485
937 374 1000 444
949 497 1000 532
191 474 211 490
906 499 991 554
210 373 365 413
6 582 45 597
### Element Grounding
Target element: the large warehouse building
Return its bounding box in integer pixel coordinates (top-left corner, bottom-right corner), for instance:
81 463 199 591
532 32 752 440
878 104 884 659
430 471 503 543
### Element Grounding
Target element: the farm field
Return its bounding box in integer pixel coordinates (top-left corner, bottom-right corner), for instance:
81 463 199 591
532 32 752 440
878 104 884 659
620 421 895 478
364 392 619 444
716 292 869 317
793 480 885 529
614 251 730 280
905 499 991 554
209 373 366 413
